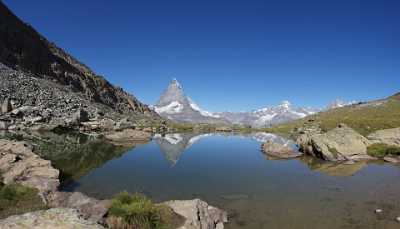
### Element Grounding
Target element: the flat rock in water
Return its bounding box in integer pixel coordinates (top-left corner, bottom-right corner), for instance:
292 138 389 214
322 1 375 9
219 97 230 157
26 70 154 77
262 141 302 159
0 208 105 229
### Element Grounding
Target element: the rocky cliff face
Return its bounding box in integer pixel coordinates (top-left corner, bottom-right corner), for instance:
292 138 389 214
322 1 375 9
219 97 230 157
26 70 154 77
0 1 154 116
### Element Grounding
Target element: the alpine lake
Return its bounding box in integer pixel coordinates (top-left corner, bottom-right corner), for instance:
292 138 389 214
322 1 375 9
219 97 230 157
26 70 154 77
32 131 400 229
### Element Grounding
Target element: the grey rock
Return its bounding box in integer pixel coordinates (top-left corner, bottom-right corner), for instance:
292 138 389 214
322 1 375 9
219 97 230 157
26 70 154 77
47 192 110 223
164 199 228 229
11 105 38 116
0 120 9 130
368 127 400 147
24 116 44 124
1 97 12 113
0 208 105 229
262 141 302 159
67 109 89 126
0 139 60 197
297 124 372 161
383 156 400 163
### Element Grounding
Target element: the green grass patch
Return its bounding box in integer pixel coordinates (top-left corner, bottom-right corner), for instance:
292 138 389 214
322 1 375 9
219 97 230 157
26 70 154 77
107 192 184 229
367 143 400 158
0 183 46 219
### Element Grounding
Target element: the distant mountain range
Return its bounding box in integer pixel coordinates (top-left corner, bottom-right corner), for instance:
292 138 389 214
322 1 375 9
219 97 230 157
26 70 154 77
154 79 352 127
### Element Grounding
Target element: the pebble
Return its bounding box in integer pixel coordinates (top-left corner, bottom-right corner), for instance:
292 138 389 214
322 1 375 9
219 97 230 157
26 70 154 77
396 217 400 223
375 209 383 214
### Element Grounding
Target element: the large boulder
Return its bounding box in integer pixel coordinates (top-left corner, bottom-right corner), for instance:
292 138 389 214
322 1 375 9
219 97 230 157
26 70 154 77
262 141 302 159
368 127 400 147
164 199 228 229
0 208 105 229
297 124 372 161
0 140 60 197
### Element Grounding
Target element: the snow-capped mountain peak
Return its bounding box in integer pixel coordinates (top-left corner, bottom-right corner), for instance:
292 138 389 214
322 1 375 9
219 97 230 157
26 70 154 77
154 79 228 124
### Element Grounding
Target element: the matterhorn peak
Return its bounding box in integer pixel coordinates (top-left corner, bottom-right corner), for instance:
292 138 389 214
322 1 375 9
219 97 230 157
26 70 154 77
170 78 182 89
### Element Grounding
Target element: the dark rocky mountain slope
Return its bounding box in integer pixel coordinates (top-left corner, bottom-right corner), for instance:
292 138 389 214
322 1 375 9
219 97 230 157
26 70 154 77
0 1 161 131
0 1 152 115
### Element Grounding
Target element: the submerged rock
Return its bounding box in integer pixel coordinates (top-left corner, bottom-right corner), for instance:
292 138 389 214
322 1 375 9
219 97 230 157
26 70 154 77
0 208 105 229
297 124 372 161
262 141 302 159
368 127 400 147
164 199 228 229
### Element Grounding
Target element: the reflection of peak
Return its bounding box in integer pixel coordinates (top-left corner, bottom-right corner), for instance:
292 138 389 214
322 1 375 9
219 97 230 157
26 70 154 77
154 133 213 166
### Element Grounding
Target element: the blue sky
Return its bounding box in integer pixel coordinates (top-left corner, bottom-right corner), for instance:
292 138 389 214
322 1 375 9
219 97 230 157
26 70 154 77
4 0 400 112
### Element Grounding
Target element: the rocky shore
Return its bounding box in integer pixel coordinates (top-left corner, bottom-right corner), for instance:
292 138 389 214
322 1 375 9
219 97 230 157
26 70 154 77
0 139 228 229
262 122 400 164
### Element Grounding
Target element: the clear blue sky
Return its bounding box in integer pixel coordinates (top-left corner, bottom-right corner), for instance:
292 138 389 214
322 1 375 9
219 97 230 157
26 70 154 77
4 0 400 112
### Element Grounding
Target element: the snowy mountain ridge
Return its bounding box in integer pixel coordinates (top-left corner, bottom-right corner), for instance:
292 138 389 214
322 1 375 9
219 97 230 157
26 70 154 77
154 79 352 127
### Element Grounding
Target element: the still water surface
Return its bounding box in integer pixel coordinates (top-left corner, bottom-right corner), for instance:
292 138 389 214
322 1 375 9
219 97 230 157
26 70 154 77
55 133 400 229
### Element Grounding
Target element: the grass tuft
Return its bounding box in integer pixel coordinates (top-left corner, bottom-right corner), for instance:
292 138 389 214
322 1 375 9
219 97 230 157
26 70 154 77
0 183 46 219
367 143 400 158
107 192 184 229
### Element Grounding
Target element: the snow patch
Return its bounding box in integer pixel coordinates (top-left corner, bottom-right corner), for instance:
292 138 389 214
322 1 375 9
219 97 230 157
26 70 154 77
188 98 221 118
154 101 183 114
